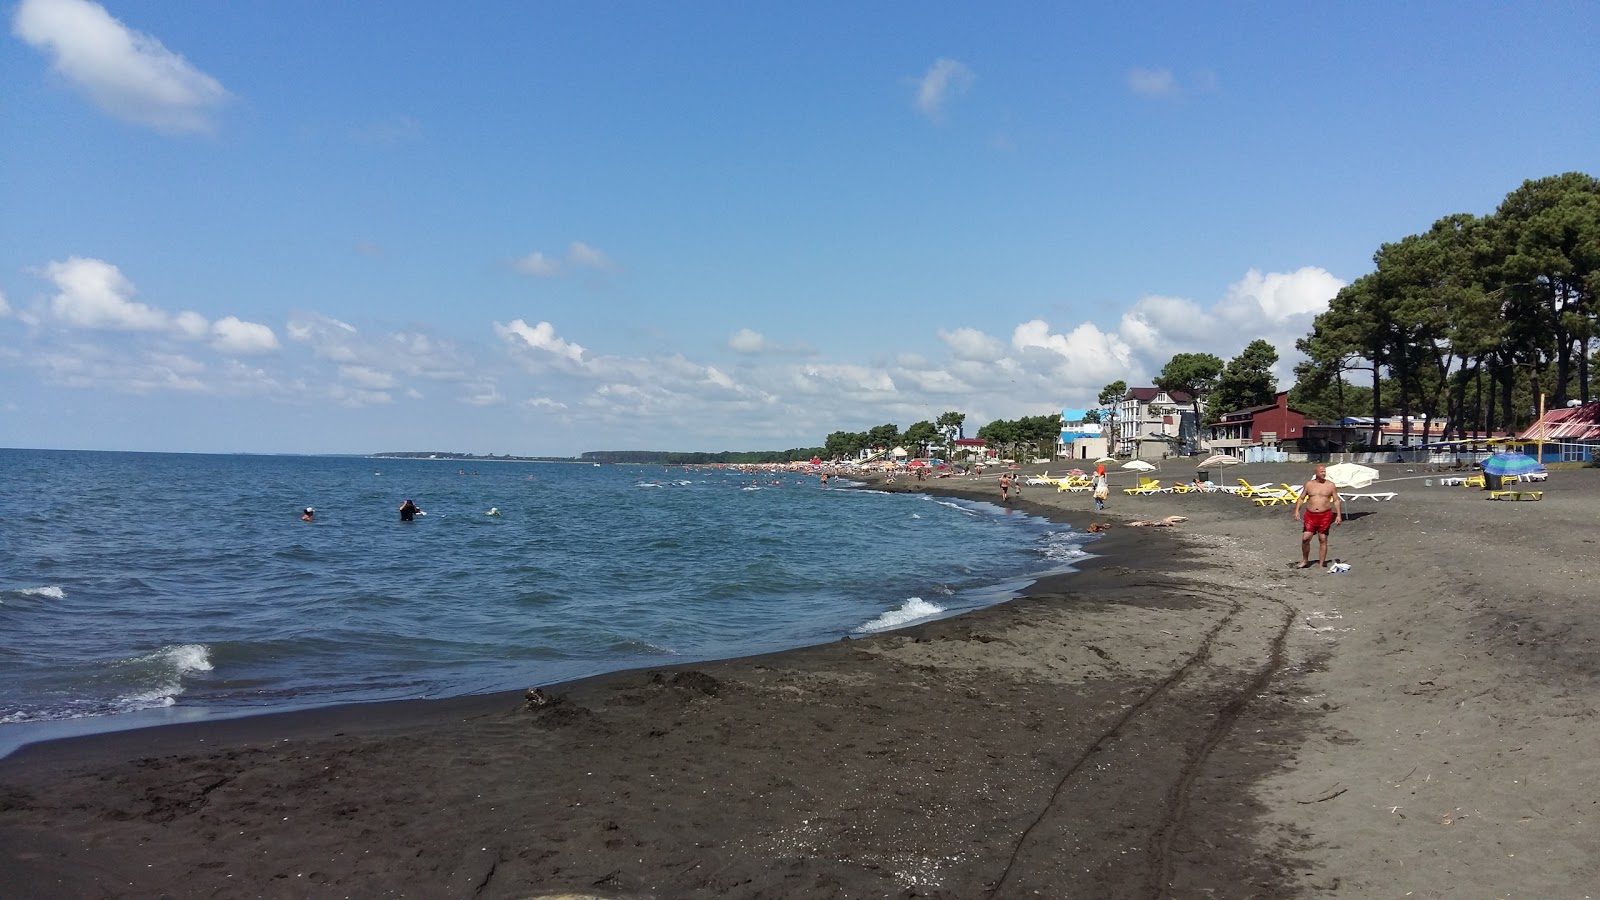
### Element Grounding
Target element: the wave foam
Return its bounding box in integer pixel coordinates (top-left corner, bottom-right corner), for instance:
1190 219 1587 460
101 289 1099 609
856 597 945 633
115 643 214 710
1039 533 1093 562
14 585 66 600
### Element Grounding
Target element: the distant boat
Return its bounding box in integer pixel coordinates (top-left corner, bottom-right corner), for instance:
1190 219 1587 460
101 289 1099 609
593 463 601 467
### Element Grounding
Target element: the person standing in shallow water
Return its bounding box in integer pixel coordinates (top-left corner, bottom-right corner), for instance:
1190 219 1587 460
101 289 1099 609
399 499 419 522
1292 464 1343 568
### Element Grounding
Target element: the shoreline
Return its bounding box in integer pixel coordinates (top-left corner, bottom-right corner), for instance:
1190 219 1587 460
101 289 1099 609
5 462 1599 896
0 478 1096 762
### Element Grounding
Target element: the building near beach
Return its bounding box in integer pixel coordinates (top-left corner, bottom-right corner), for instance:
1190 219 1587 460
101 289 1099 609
1206 391 1312 456
1113 388 1195 459
1517 400 1600 462
1058 409 1107 459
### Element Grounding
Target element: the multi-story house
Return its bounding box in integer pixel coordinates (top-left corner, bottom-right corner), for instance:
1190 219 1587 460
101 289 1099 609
1113 388 1195 459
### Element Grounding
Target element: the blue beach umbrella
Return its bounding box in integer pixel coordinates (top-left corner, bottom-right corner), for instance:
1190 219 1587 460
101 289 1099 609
1480 452 1545 478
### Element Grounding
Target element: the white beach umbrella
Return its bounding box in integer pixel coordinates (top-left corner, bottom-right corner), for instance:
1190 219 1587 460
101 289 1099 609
1094 456 1117 465
1196 454 1240 468
1120 459 1157 472
1324 462 1379 489
891 446 908 458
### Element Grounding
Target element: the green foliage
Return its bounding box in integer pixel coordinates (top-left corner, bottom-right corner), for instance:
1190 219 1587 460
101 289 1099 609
904 420 940 456
936 411 967 442
1157 353 1223 451
977 413 1063 460
1081 409 1102 424
1206 340 1279 423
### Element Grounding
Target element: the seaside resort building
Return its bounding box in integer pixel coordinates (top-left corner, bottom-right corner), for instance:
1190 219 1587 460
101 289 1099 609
1205 391 1312 460
1058 409 1107 459
1113 388 1196 459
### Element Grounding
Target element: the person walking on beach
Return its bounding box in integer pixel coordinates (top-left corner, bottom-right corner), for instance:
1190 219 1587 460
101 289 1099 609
1093 471 1109 511
1292 464 1343 569
399 498 420 522
999 473 1012 502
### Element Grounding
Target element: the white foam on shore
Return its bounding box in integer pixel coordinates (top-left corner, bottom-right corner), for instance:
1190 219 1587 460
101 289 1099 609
116 643 214 710
1039 532 1092 561
856 597 945 633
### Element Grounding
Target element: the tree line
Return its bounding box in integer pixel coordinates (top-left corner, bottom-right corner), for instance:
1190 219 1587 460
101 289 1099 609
1295 172 1599 444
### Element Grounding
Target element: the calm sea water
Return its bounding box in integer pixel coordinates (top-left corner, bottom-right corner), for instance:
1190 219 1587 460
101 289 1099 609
0 449 1096 751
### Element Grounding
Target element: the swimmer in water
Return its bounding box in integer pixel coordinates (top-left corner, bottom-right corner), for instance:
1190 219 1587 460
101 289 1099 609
399 499 419 522
301 507 315 522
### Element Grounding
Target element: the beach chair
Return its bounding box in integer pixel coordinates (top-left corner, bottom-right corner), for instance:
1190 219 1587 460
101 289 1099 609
1124 476 1163 496
1171 481 1194 494
1235 478 1278 498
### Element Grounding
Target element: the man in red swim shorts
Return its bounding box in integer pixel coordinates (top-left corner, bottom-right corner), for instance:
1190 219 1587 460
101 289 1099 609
1292 463 1344 569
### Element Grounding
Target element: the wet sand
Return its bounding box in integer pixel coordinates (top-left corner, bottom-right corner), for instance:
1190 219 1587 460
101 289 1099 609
4 462 1599 898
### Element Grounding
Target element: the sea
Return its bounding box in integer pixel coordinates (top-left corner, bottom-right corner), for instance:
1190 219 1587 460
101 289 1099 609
0 449 1098 756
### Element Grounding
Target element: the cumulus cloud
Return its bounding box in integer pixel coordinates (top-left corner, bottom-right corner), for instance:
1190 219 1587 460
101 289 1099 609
42 257 167 330
938 327 1006 362
0 289 10 317
510 242 615 278
914 57 974 121
1011 320 1137 386
511 251 560 277
728 328 773 354
211 316 280 356
12 0 230 134
1127 67 1177 98
462 381 504 406
566 241 612 271
338 364 395 390
495 319 587 365
1217 267 1344 322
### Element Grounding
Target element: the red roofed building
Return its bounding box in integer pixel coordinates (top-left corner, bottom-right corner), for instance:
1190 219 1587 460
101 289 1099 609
1517 400 1600 462
1206 391 1311 455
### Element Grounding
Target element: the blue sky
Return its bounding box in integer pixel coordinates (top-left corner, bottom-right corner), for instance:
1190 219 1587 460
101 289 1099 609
2 0 1596 455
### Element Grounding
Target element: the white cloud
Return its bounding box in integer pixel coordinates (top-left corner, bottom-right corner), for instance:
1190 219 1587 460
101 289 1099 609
12 0 229 134
328 384 393 408
566 241 612 270
914 58 974 121
510 242 615 278
1012 320 1136 386
511 251 560 277
793 363 896 397
288 315 471 390
0 289 11 317
211 316 279 355
938 327 1006 362
1217 267 1344 323
172 310 210 339
1128 67 1177 98
462 381 504 406
42 256 167 330
728 328 773 354
524 397 567 411
338 365 395 390
494 319 587 365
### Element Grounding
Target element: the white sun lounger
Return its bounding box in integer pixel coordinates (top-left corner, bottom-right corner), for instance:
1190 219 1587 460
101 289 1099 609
1340 492 1397 501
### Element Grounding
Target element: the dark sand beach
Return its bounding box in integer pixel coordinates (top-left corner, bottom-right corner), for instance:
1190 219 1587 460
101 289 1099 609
4 462 1599 898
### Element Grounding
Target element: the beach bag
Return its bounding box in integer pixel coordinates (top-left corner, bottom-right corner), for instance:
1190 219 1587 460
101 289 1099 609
1093 481 1109 500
